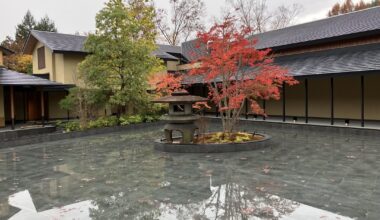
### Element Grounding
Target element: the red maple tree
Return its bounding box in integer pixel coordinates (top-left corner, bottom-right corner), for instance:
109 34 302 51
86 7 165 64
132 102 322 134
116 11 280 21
188 17 298 133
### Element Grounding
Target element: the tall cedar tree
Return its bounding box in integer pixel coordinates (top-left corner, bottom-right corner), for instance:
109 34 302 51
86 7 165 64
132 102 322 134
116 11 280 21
79 0 162 115
1 11 57 73
188 17 297 133
328 0 380 16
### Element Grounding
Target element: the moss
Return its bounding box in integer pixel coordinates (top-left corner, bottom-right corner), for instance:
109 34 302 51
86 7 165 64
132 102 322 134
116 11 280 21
196 132 261 144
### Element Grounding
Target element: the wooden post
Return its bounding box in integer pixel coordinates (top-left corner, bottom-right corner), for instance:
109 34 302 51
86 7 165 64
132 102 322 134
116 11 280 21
361 75 365 127
23 88 27 123
305 78 309 124
330 77 334 125
263 100 266 120
10 86 15 130
66 90 70 121
41 88 45 127
245 99 248 119
282 83 286 122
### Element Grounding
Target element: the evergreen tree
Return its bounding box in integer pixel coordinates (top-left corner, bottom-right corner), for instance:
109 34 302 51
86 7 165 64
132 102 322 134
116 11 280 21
15 10 36 43
35 15 58 32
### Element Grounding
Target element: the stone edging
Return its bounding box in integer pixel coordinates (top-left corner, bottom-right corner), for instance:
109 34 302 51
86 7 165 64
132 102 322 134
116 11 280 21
154 133 272 153
206 117 380 136
0 122 165 149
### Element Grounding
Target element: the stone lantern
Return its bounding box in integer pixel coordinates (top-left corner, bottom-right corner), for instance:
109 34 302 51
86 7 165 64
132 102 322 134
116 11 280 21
152 90 208 144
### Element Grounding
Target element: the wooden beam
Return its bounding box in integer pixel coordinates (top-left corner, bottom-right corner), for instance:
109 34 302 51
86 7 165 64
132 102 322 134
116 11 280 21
330 77 334 125
305 78 309 124
10 86 15 130
361 75 365 127
41 88 45 127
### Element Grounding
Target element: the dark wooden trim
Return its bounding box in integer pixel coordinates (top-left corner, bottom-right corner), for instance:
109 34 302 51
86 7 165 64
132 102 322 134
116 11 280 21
23 88 27 123
263 100 266 120
41 89 45 127
305 78 309 123
282 83 286 122
37 46 46 70
330 77 334 125
361 75 365 127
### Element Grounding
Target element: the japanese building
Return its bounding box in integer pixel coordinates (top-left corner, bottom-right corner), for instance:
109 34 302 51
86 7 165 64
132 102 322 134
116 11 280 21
181 7 380 127
2 7 380 129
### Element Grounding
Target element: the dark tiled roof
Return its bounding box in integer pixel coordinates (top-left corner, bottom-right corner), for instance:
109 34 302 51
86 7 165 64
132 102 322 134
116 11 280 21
25 31 181 61
0 68 64 86
0 46 14 56
28 30 87 53
276 43 380 77
153 44 182 60
184 43 380 84
253 7 380 49
182 7 380 61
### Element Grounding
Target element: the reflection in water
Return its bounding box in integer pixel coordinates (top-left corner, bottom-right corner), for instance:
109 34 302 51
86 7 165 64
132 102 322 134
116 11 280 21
8 190 95 220
8 181 352 220
0 124 378 219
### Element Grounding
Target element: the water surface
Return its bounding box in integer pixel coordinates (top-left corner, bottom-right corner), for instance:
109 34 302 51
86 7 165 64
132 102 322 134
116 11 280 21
0 122 379 219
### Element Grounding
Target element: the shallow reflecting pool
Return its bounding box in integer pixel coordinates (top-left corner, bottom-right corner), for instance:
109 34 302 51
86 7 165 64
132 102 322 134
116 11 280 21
1 122 380 219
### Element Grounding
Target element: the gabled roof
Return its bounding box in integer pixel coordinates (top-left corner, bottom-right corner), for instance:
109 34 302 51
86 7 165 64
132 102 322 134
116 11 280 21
0 68 66 86
0 46 14 56
153 44 181 60
23 30 87 54
23 30 181 61
182 6 380 61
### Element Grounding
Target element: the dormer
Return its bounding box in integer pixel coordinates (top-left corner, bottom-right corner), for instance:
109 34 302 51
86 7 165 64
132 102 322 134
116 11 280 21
23 30 87 85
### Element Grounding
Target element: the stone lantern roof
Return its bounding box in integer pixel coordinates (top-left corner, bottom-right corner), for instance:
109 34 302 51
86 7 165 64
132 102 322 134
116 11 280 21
152 90 208 103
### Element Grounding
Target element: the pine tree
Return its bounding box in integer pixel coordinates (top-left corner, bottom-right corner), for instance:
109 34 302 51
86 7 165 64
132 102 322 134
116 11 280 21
15 10 36 43
35 15 58 32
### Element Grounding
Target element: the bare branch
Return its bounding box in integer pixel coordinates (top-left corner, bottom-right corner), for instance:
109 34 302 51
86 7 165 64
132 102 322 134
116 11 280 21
155 0 205 45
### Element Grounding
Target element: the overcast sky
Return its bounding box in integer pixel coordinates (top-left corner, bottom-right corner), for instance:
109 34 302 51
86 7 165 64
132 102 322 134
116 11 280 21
0 0 367 41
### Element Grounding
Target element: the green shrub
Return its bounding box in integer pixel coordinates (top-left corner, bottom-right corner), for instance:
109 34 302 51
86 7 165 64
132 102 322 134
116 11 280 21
88 116 119 129
63 121 81 132
57 113 161 133
119 115 143 125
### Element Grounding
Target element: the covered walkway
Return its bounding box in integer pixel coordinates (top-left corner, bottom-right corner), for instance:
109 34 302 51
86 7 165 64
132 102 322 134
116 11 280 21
0 68 72 130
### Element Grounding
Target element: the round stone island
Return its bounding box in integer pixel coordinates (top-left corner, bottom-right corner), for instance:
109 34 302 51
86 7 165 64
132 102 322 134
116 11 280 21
152 90 272 153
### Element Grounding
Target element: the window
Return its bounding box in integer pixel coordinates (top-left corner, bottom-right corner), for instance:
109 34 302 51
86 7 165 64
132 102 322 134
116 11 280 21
173 104 185 113
37 47 45 69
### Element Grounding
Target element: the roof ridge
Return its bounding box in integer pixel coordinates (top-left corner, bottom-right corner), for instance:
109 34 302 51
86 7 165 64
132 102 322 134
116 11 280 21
183 6 380 45
31 30 87 38
251 6 380 38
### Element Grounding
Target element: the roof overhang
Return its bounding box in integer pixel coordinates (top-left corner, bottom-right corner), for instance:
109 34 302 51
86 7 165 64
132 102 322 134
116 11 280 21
0 46 14 56
22 33 38 55
0 68 73 89
269 29 380 52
